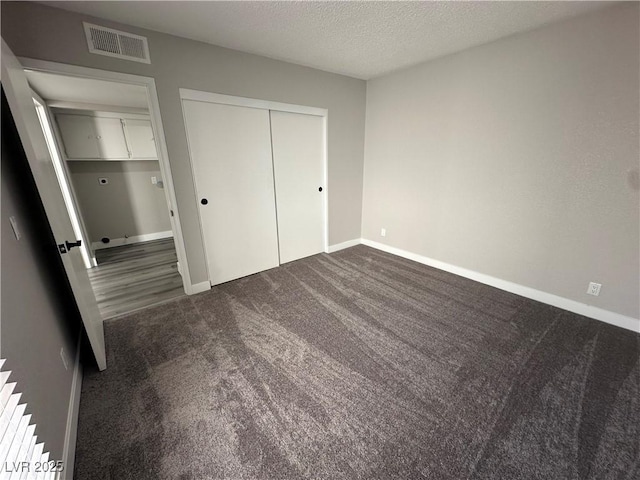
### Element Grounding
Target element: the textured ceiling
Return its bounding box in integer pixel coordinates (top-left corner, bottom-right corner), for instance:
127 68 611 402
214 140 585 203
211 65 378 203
41 1 614 79
26 70 149 108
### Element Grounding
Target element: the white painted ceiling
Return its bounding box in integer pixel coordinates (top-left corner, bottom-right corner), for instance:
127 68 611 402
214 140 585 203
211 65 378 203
25 70 149 109
42 1 614 80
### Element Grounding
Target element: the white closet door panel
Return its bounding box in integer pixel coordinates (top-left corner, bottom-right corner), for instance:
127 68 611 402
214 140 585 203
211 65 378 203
55 114 100 159
270 111 325 263
183 100 279 285
93 117 129 159
124 119 158 159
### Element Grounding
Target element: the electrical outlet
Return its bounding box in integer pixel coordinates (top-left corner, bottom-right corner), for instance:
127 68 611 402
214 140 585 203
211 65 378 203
587 282 602 296
60 347 69 371
151 176 158 185
381 228 386 237
98 177 109 185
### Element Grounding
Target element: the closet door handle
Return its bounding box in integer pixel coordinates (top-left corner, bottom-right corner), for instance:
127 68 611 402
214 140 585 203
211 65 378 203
318 187 323 192
201 198 208 205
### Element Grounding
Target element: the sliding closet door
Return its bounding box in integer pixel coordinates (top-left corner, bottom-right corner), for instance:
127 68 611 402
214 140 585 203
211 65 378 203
270 111 325 264
182 100 279 285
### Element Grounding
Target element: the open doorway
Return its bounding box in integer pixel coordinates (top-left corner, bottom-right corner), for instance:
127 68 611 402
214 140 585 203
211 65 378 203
27 70 185 319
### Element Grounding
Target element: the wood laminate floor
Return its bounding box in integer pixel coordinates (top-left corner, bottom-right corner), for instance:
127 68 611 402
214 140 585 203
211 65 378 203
88 238 185 319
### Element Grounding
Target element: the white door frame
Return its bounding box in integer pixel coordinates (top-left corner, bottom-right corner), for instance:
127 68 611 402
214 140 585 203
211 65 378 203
31 89 97 269
19 58 196 294
179 89 330 280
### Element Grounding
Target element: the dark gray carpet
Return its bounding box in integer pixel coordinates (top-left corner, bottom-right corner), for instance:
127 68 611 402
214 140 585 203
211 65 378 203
74 245 639 480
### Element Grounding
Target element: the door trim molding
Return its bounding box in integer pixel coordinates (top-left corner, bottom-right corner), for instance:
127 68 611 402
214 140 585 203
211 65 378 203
179 89 330 285
179 89 328 117
190 281 212 295
61 334 83 480
18 58 196 295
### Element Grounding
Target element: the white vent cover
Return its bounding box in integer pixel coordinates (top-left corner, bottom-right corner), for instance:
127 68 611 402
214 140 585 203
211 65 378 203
83 22 151 64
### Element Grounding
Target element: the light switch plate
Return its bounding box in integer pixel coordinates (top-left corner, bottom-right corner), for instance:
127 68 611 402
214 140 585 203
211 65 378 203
9 216 21 240
60 348 69 371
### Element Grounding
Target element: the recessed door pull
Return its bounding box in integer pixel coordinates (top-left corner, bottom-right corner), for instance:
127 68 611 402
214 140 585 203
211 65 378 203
318 187 323 192
201 198 208 205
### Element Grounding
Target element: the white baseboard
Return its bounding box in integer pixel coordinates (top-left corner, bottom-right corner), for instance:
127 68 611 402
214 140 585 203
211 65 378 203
61 334 83 480
186 280 210 296
361 238 639 333
327 238 361 253
92 230 173 251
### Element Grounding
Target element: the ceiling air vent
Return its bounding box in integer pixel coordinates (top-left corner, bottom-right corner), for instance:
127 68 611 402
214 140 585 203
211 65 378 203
83 22 151 64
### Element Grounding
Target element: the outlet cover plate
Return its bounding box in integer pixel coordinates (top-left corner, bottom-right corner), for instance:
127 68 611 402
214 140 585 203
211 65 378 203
587 282 602 296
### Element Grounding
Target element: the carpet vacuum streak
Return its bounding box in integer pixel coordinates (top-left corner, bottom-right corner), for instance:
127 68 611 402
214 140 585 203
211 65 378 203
74 245 639 480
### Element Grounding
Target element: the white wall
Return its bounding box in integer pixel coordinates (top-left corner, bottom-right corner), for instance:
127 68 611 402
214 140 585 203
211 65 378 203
68 160 171 244
1 1 367 287
362 3 639 319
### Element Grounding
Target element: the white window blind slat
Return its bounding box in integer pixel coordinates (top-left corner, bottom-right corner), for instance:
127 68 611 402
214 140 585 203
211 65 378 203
0 384 17 414
14 425 36 467
10 425 35 480
18 436 37 480
0 404 27 463
0 364 61 480
0 373 11 392
25 443 44 480
0 395 21 441
1 415 31 480
35 452 49 480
